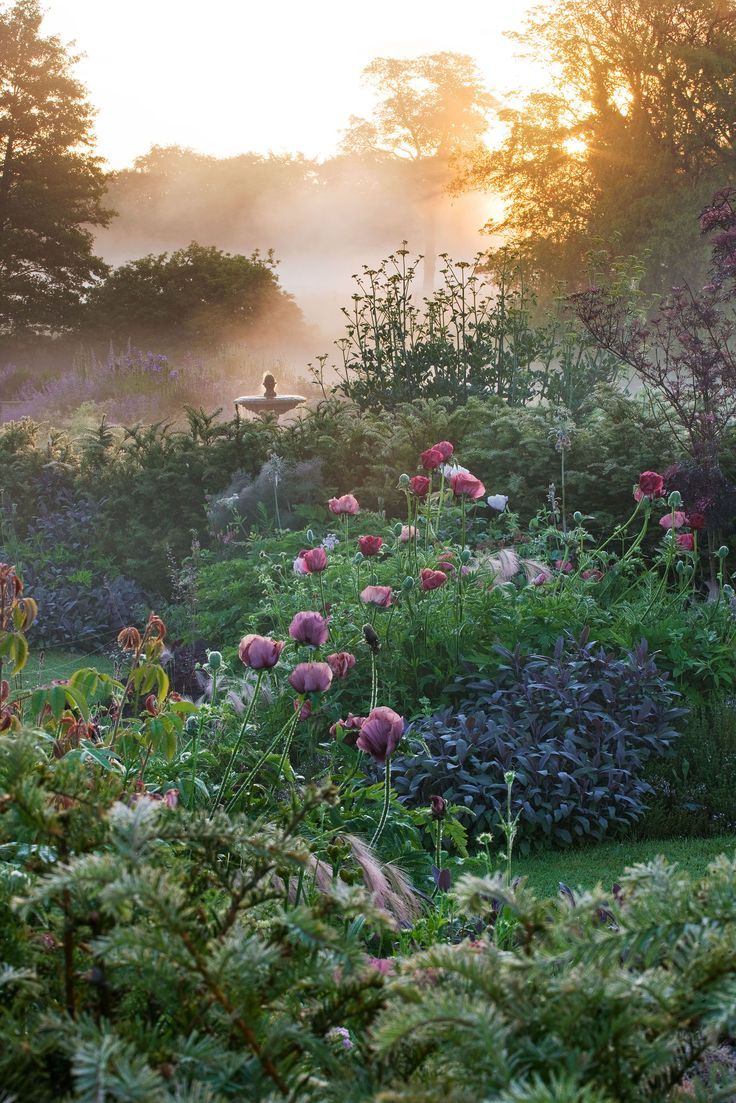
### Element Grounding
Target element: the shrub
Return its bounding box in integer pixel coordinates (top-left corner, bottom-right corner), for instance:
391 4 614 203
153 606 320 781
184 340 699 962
393 634 687 849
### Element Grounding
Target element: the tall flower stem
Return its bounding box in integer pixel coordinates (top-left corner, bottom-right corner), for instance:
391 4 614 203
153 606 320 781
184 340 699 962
370 757 392 848
210 669 264 814
226 712 294 814
271 705 303 793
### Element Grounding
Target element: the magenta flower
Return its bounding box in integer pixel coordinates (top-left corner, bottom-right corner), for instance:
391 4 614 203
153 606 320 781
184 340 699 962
554 559 573 573
289 662 333 694
399 525 417 543
300 547 328 573
659 511 687 530
432 440 454 460
327 651 356 678
420 568 448 591
358 534 383 557
329 712 366 743
289 611 329 646
328 494 360 515
360 585 393 608
294 697 312 720
239 634 285 669
420 446 444 471
677 532 695 550
409 475 431 497
450 472 486 499
356 706 404 764
293 555 309 576
637 471 665 499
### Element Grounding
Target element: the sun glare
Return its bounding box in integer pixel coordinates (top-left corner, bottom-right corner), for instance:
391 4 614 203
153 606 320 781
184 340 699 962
563 136 587 158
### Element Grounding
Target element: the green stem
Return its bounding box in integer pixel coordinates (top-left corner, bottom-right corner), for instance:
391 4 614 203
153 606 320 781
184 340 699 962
271 705 303 793
370 757 392 848
210 669 264 815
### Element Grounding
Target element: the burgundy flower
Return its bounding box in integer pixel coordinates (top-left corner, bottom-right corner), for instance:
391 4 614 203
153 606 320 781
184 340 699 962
432 441 454 460
677 533 695 550
409 475 431 497
430 794 447 819
300 547 328 573
358 535 383 557
289 611 329 646
289 662 333 694
239 634 285 669
328 494 360 515
687 512 707 531
360 585 393 607
420 568 448 591
327 651 356 678
356 706 404 764
450 472 486 499
329 712 366 743
581 568 604 581
659 511 687 530
420 447 444 471
638 471 665 499
554 559 573 573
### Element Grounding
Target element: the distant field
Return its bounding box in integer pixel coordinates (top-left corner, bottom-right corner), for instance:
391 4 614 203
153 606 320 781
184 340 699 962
461 835 736 898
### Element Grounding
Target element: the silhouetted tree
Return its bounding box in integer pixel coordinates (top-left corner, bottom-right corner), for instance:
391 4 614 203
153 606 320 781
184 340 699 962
461 0 736 292
0 0 111 337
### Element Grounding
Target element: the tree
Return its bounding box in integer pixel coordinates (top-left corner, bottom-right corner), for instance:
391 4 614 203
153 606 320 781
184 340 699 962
0 0 111 337
343 53 496 290
461 0 736 292
83 242 305 349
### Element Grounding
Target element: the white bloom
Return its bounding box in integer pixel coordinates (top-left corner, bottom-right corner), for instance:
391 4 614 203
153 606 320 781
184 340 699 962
487 494 509 512
293 556 309 576
442 463 470 478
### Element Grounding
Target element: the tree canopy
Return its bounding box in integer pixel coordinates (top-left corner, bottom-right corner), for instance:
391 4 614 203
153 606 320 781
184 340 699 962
83 242 305 349
460 0 736 290
0 0 110 337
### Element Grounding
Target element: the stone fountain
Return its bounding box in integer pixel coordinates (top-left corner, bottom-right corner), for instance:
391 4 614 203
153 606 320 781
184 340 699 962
234 373 306 421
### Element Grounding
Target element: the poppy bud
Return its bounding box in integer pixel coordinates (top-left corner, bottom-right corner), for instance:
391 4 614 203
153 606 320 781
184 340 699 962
402 575 416 590
667 490 683 509
573 511 583 523
430 794 447 820
306 529 315 542
185 715 200 735
362 623 380 653
398 473 410 488
718 545 729 558
207 650 222 670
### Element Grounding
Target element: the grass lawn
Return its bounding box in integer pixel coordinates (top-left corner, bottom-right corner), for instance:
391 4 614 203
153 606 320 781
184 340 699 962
10 648 117 689
459 835 736 898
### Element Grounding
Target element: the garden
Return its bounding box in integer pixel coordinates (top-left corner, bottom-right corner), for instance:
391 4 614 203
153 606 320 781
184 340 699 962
5 1 736 1098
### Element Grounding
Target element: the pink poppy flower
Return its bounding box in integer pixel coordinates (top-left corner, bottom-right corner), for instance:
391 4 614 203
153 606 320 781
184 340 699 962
659 511 687 530
239 634 285 669
328 494 360 515
532 570 551 586
293 555 309 576
420 568 448 591
360 585 393 607
289 611 329 647
294 697 312 721
358 535 383 557
299 547 328 573
329 713 366 743
399 525 417 542
677 533 695 551
289 662 333 694
409 475 431 497
554 559 573 573
356 706 404 763
450 472 486 499
431 441 454 460
420 447 444 471
326 651 356 678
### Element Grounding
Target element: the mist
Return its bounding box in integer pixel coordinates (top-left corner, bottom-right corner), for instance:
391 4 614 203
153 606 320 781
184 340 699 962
95 146 497 362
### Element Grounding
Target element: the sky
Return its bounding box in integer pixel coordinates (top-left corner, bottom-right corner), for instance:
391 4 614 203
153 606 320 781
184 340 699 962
41 0 539 168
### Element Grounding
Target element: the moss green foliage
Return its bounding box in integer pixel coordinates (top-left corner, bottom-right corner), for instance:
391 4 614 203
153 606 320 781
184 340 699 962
2 731 736 1100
